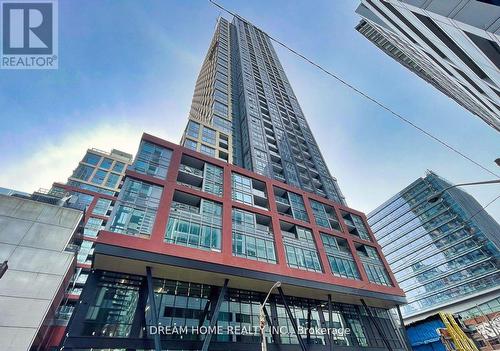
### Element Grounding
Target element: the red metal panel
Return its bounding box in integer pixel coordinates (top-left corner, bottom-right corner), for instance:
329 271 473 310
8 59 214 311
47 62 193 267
96 133 405 297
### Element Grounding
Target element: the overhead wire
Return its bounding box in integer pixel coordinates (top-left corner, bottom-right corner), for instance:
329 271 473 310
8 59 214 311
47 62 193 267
208 0 499 179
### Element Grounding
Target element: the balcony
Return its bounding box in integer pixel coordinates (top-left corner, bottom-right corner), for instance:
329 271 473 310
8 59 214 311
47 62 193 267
179 164 203 177
252 188 267 199
171 201 200 214
275 196 289 205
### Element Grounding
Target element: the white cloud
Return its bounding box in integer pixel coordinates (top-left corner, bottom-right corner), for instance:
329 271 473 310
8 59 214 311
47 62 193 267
0 121 173 194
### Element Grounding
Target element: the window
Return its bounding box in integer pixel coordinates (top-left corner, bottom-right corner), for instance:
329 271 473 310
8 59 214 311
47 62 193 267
356 245 392 286
202 126 216 145
165 195 222 251
132 140 173 179
108 179 163 236
214 89 228 103
83 272 141 337
186 121 200 138
232 208 276 263
321 234 360 280
214 79 227 92
342 211 371 241
77 240 94 263
84 218 103 238
310 199 341 231
100 158 113 170
213 116 232 134
104 173 120 188
213 101 228 118
184 139 197 150
70 192 94 210
465 31 500 70
91 169 107 185
92 198 112 216
203 163 223 196
200 144 215 157
232 173 253 206
289 192 309 222
72 164 94 181
83 152 101 166
282 224 322 272
112 161 125 173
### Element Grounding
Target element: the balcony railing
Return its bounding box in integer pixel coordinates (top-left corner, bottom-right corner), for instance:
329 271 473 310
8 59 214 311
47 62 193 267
252 188 267 198
275 196 289 205
179 164 203 177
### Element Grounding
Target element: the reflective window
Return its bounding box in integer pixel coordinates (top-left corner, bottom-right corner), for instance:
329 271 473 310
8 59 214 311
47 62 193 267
132 140 173 179
203 163 223 196
91 169 107 185
83 272 142 337
83 152 101 166
100 157 113 170
112 161 125 173
184 138 197 150
165 195 222 251
202 126 216 145
186 121 200 138
200 144 215 157
356 245 392 286
310 199 341 231
104 173 120 188
84 217 104 238
108 178 163 236
232 208 276 263
282 223 322 272
92 198 112 216
322 234 360 280
72 164 94 182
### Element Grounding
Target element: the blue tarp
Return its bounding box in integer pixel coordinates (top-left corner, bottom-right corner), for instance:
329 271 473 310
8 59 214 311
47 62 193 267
406 319 446 351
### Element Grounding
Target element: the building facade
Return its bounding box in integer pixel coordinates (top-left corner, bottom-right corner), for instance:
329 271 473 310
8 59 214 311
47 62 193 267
40 148 133 349
0 194 83 351
50 16 409 351
355 0 500 131
60 133 408 351
368 171 500 326
181 17 346 204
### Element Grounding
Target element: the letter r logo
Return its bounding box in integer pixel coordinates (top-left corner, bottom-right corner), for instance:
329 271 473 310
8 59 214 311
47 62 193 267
2 2 53 55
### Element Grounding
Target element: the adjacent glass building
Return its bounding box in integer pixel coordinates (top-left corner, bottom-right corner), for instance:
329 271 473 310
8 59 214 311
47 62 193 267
181 17 345 204
355 0 500 131
40 148 133 349
368 171 500 324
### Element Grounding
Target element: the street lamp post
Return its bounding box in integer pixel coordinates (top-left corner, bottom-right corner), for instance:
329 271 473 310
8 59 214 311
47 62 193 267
260 281 281 351
427 179 500 203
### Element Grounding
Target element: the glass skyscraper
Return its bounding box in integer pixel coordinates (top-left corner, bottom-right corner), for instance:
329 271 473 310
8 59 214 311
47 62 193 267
368 171 500 324
181 17 345 204
355 0 500 131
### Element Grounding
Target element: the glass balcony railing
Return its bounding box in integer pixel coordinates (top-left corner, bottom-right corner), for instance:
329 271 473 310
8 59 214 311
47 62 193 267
252 188 267 198
179 164 203 177
275 196 289 205
171 202 200 214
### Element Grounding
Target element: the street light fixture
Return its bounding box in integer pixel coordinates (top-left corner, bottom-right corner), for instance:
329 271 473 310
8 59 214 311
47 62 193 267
259 281 281 351
427 179 500 203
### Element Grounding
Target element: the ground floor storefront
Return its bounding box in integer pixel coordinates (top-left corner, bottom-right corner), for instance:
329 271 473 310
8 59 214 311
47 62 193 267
60 269 407 351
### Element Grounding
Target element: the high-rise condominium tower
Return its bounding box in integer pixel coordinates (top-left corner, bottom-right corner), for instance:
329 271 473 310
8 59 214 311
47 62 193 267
181 17 346 204
355 0 500 131
56 16 407 351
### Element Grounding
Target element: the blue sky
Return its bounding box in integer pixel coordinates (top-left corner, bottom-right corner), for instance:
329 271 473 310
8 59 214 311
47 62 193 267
0 0 499 221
